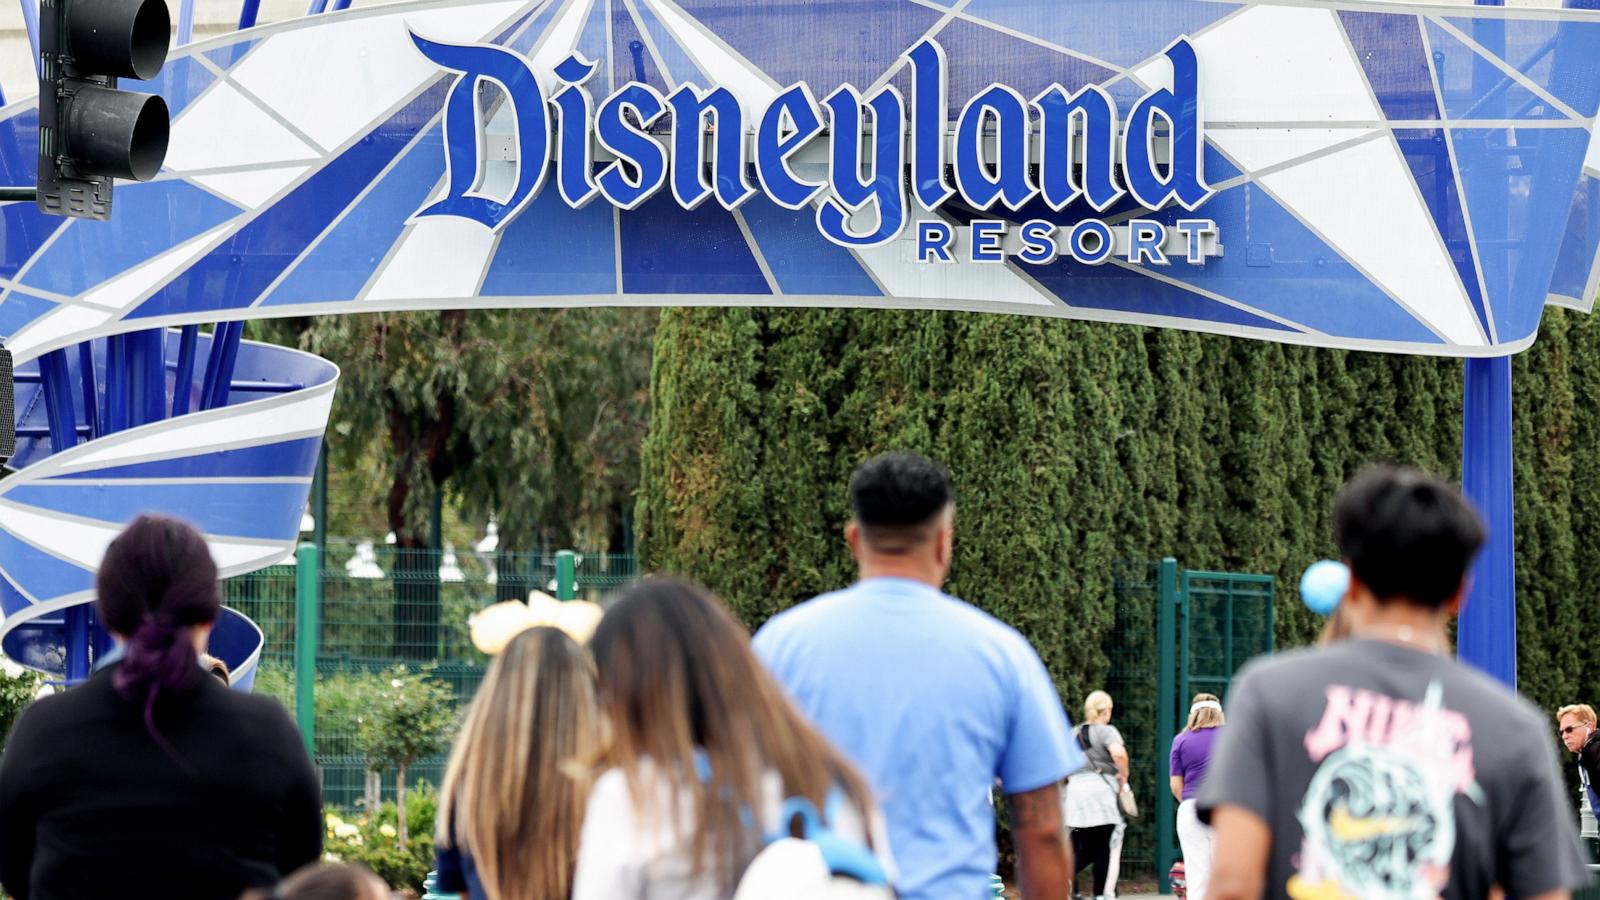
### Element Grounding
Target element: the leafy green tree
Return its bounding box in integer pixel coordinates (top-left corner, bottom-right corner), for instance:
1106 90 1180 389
355 665 456 849
0 657 44 750
259 307 654 651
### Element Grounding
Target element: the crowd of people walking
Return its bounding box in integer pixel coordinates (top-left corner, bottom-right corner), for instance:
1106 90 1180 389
0 457 1591 900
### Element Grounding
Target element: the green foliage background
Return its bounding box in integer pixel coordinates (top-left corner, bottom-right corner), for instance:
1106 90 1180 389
638 307 1599 724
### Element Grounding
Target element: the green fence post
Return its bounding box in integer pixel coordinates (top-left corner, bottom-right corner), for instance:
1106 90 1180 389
555 550 577 600
1156 557 1179 891
294 542 319 757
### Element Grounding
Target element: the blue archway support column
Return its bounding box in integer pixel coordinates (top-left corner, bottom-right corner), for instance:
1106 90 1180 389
1459 356 1516 687
1457 0 1515 689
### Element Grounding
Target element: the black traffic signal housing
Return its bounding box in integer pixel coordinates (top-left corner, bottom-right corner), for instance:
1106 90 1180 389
0 343 13 469
37 0 172 220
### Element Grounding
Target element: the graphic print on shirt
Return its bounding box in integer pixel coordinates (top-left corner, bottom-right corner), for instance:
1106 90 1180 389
1289 682 1484 900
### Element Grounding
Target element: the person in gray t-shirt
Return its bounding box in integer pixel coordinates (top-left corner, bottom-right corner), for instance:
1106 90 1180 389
1199 466 1589 900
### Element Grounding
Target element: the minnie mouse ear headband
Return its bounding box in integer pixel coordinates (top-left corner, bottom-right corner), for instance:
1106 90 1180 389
468 592 604 655
1190 700 1223 712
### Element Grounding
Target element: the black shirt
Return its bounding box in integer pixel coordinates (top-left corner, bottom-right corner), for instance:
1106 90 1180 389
1580 730 1600 801
0 664 322 900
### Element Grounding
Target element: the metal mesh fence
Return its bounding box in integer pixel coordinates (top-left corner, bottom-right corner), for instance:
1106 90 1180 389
225 542 638 807
1181 571 1275 706
1106 559 1163 883
1106 562 1275 885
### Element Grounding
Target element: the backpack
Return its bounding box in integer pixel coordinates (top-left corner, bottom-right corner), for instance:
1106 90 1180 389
731 792 897 900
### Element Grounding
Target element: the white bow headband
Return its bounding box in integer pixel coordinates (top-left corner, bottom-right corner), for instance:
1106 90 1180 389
1190 700 1222 712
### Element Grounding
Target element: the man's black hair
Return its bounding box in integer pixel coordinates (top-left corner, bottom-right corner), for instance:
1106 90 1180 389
849 453 953 552
1333 465 1486 609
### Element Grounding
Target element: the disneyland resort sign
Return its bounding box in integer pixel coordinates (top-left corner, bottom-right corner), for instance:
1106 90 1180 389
410 32 1219 267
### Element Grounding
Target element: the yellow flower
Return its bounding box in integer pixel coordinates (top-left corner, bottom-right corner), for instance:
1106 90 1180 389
325 813 344 830
379 823 398 839
334 823 361 840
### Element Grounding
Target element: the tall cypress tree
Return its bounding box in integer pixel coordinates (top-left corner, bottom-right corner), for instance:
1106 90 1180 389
639 306 1600 722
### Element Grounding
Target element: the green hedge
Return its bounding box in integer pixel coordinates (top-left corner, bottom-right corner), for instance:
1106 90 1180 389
638 307 1600 817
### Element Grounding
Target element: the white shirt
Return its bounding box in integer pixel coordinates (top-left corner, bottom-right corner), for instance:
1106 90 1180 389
572 761 894 900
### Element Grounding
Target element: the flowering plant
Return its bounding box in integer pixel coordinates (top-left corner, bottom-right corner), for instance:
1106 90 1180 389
322 791 436 895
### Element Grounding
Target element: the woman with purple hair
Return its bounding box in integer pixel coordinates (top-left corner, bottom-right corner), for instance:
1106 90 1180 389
0 515 322 900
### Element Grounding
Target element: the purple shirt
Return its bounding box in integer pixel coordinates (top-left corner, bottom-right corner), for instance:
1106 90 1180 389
1169 726 1223 800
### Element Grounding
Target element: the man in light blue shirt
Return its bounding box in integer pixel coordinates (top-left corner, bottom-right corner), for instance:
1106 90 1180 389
754 452 1082 900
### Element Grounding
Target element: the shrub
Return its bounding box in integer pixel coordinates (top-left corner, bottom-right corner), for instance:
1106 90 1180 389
323 782 439 895
0 657 46 750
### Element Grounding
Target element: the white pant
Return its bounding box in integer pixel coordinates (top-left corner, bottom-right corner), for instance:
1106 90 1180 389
1177 799 1214 900
1105 819 1125 898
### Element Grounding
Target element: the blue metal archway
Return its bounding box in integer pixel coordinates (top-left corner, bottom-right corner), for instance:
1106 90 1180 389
2 0 1599 684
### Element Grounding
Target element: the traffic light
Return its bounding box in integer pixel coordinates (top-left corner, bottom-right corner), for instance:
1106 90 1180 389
36 0 171 220
0 343 13 468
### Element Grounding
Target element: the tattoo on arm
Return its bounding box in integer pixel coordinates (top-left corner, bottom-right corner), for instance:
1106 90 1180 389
1007 784 1063 830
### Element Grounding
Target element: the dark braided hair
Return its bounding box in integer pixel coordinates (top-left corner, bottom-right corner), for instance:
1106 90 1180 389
95 515 221 755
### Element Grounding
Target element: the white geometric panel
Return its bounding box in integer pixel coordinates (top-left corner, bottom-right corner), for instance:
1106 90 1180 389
40 389 337 474
1132 5 1381 125
365 218 498 301
6 305 111 362
1257 138 1485 345
1209 128 1378 175
192 165 309 209
1586 125 1600 177
228 0 530 153
165 81 321 172
0 502 291 573
529 0 600 93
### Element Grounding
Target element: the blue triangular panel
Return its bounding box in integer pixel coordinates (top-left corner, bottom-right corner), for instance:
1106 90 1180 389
933 18 1118 114
128 80 450 320
576 0 612 87
481 185 617 295
1546 171 1599 305
20 181 242 297
1021 255 1297 333
1453 126 1594 340
1339 12 1439 122
0 291 59 342
45 437 325 481
261 126 446 308
1147 182 1445 343
612 0 670 94
1203 143 1244 184
673 0 941 90
0 527 93 604
630 1 707 87
962 0 1241 69
737 198 880 296
1426 20 1565 121
505 0 565 55
619 193 769 294
6 482 309 541
1445 16 1600 118
0 109 70 281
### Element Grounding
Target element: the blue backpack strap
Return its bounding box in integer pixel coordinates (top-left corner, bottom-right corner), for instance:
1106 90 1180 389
771 792 890 886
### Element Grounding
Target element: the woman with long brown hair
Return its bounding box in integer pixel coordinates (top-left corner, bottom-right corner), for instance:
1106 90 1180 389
434 625 602 900
572 577 893 899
